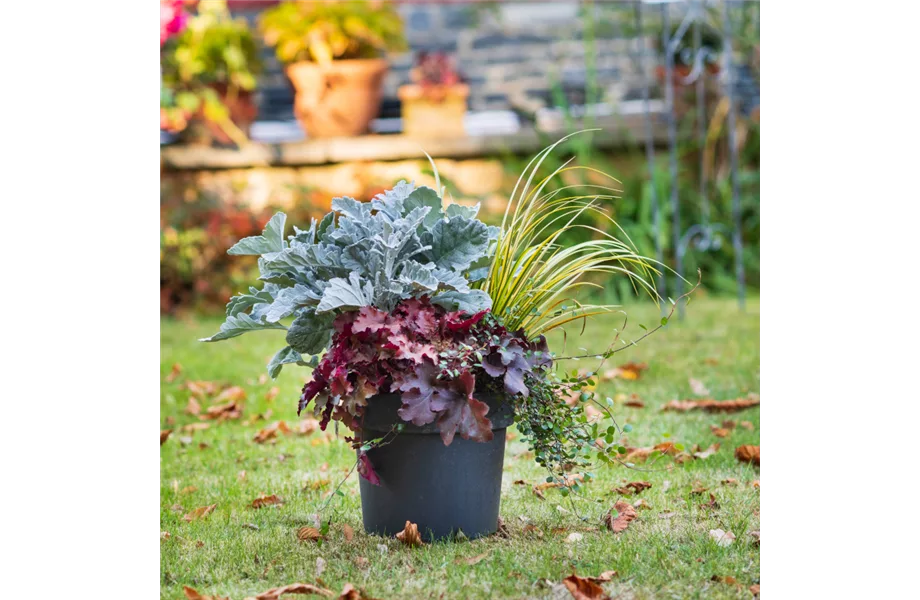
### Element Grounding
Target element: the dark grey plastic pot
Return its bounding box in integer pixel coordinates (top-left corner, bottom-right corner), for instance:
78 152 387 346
358 393 513 542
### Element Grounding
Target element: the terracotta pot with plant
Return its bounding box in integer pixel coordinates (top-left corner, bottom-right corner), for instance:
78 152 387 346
398 52 468 138
260 0 407 138
201 136 686 541
160 0 262 147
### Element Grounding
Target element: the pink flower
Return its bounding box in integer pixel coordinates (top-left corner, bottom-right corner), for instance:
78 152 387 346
160 0 187 46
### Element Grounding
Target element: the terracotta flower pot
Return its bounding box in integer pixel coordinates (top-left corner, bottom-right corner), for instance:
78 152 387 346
286 58 389 138
398 83 468 138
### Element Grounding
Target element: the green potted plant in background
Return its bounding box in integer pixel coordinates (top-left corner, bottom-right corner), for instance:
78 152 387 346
201 135 673 541
259 0 407 138
161 0 262 147
398 52 469 138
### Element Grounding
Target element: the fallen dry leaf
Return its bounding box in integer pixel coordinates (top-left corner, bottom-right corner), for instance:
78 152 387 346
183 504 216 522
623 442 679 462
693 443 720 459
202 400 243 421
721 478 739 486
298 418 321 435
186 380 220 398
297 527 322 542
604 500 637 533
495 516 511 539
186 396 201 416
251 494 283 509
161 531 171 539
395 521 424 547
562 573 610 600
602 361 648 382
180 485 198 495
735 445 760 466
166 363 183 383
215 385 247 403
454 551 490 565
633 498 651 510
183 586 229 600
265 386 279 402
711 575 738 585
354 556 369 570
691 483 709 495
336 583 379 600
689 377 711 396
623 396 646 408
161 429 172 445
752 480 760 490
661 396 760 413
710 425 730 438
181 422 210 433
243 582 334 600
750 530 760 547
615 481 652 495
740 421 755 430
343 524 354 541
699 493 720 510
750 583 760 596
709 529 736 547
532 473 584 499
523 524 543 537
254 420 291 444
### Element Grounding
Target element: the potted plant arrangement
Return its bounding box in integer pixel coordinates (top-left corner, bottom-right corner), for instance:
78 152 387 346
160 0 262 147
398 52 469 137
202 137 666 540
260 0 407 138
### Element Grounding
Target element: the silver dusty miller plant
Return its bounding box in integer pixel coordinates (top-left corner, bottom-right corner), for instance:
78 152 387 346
201 181 498 378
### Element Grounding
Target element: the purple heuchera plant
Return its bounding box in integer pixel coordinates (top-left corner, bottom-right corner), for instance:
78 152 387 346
298 297 552 446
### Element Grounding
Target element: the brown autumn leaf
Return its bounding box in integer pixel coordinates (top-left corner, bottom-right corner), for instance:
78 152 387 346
693 443 720 459
214 385 247 403
711 575 738 585
337 583 379 600
699 493 720 510
298 418 321 435
691 483 709 495
183 504 216 522
689 377 711 396
166 363 183 383
186 380 221 398
202 400 243 421
186 396 201 416
183 586 229 600
523 524 544 537
721 478 739 486
297 527 322 542
532 473 584 499
454 551 490 566
623 441 678 462
562 573 610 600
265 386 279 402
251 494 283 509
661 396 760 413
495 516 511 539
588 571 618 583
710 425 730 438
182 422 210 433
740 421 755 430
624 397 646 408
513 479 527 486
243 582 334 600
254 420 291 444
395 520 424 547
180 485 198 495
735 445 760 466
603 500 637 533
721 419 736 429
161 429 172 445
750 530 760 547
752 480 760 489
615 481 652 495
602 361 648 382
337 523 353 542
750 583 760 596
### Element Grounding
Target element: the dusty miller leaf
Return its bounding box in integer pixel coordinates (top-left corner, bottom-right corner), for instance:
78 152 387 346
228 213 286 255
200 313 286 342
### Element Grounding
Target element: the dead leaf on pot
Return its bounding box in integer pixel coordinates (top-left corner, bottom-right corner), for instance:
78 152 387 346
615 481 652 495
242 582 334 600
166 363 183 383
251 494 283 509
183 586 229 600
186 396 201 416
161 429 172 445
454 551 490 565
735 445 760 466
562 573 610 600
297 527 322 542
395 521 424 547
603 500 637 533
661 396 760 413
183 504 216 522
254 420 291 444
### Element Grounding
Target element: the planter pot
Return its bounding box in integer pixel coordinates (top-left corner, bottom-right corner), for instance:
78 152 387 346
397 84 469 137
358 393 513 541
286 59 389 138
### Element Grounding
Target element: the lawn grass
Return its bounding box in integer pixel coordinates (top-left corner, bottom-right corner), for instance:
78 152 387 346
161 296 760 599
